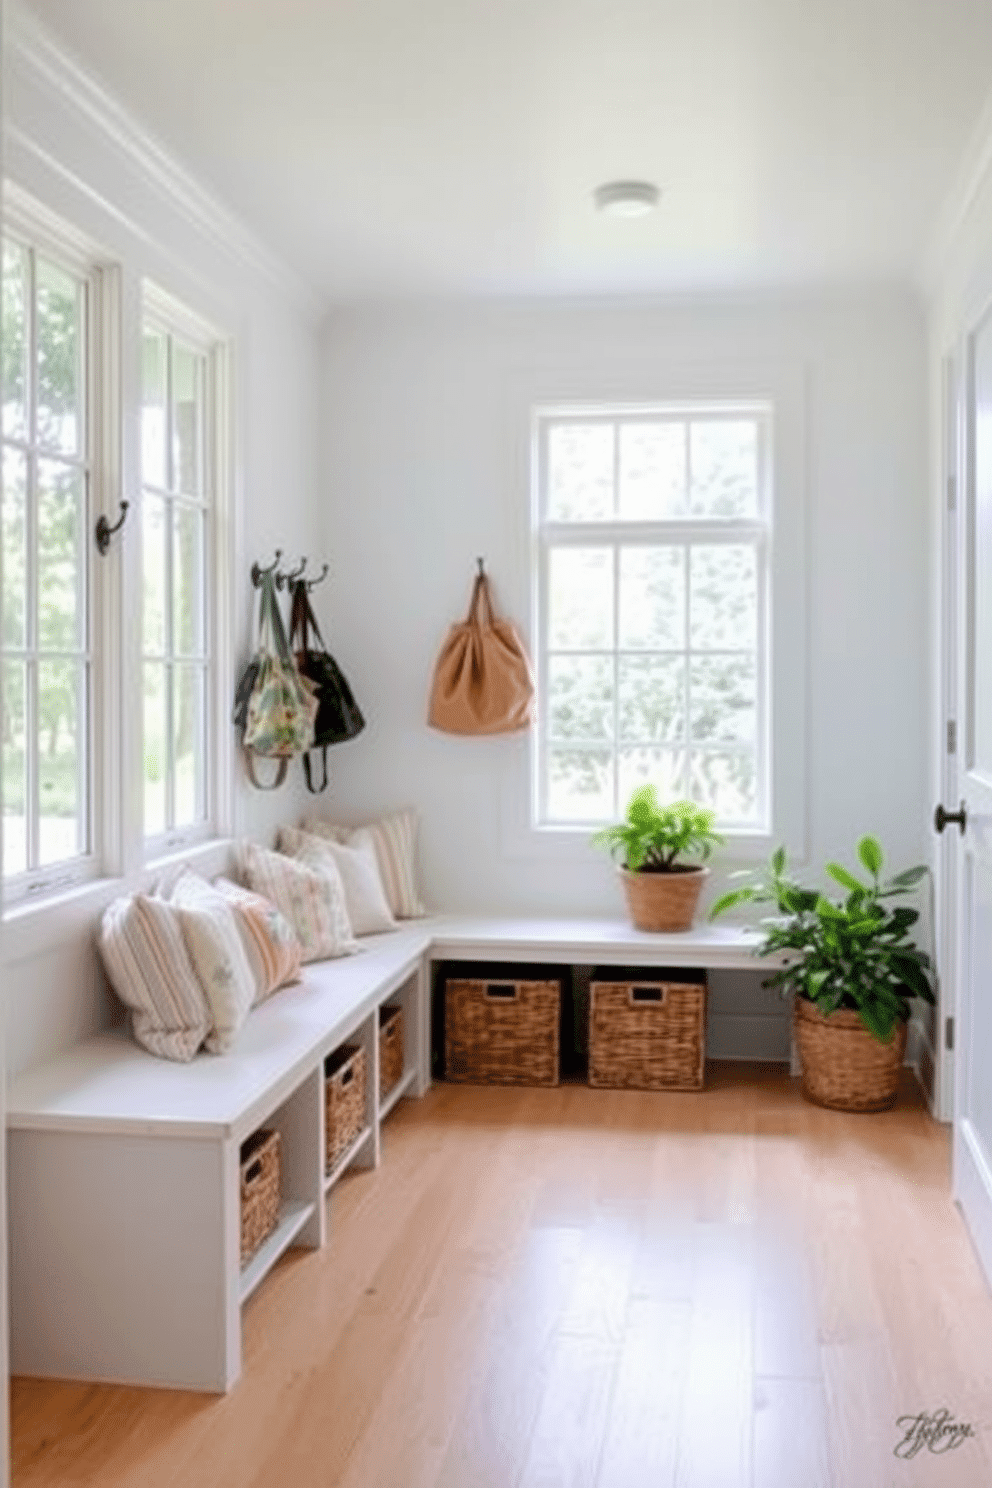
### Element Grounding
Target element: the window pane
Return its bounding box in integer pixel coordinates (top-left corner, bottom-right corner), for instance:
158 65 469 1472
172 343 203 496
690 655 756 745
173 665 205 827
37 658 82 865
689 419 758 517
549 547 613 649
547 423 613 521
144 662 167 836
142 330 167 489
36 256 82 457
618 747 686 808
548 655 613 742
37 459 84 651
619 422 686 520
143 494 167 654
689 545 757 650
547 748 613 821
2 660 26 876
619 546 685 649
618 656 686 743
173 505 204 657
689 749 757 821
3 447 27 647
2 240 29 442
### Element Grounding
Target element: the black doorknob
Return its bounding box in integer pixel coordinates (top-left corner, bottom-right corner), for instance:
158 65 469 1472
934 801 967 835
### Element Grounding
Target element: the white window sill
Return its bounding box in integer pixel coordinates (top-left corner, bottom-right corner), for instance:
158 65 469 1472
2 838 236 965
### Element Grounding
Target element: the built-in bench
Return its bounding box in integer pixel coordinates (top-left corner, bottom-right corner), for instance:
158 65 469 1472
6 915 772 1392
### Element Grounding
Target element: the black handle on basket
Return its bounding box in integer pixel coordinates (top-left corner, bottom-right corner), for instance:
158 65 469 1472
630 985 665 1004
244 1159 263 1185
485 983 518 1000
341 1066 353 1086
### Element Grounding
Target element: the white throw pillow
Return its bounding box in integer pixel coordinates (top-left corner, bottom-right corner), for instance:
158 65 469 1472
98 893 211 1062
241 840 358 963
303 808 425 919
278 826 396 936
171 871 256 1053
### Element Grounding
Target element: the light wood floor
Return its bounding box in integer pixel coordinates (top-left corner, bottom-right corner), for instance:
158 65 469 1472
11 1066 992 1488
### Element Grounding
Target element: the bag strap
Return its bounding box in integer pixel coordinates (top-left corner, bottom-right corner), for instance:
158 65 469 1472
243 749 289 790
468 572 496 627
260 570 298 670
289 579 328 657
302 748 330 794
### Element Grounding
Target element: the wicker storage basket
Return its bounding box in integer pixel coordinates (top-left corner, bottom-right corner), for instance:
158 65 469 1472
588 975 707 1090
325 1044 366 1172
379 1004 405 1101
240 1128 281 1266
445 977 560 1086
794 997 908 1112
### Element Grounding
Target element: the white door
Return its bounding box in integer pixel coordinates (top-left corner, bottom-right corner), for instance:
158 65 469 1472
950 302 992 1286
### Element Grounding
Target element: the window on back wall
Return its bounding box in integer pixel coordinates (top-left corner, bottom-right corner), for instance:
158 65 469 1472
141 290 227 855
534 405 771 832
1 229 100 898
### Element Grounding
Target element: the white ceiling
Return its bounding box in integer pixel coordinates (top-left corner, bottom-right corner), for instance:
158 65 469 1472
17 0 992 304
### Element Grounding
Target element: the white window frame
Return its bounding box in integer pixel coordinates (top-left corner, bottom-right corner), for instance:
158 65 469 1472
1 189 120 909
532 400 776 840
141 281 233 864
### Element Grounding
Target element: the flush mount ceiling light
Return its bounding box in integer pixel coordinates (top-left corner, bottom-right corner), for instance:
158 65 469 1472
593 180 660 218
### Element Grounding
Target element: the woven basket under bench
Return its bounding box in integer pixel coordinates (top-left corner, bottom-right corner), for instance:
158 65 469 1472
445 975 561 1086
239 1128 281 1266
325 1043 366 1172
589 970 707 1091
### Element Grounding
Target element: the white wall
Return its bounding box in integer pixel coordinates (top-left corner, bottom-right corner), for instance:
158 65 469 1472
320 291 931 917
1 21 325 1077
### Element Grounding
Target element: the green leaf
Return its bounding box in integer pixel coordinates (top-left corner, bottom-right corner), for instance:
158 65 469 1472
709 888 756 919
857 835 884 879
826 862 866 894
771 845 787 876
886 865 929 890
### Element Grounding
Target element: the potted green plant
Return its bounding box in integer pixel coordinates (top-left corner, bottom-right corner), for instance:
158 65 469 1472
592 785 723 932
710 836 936 1110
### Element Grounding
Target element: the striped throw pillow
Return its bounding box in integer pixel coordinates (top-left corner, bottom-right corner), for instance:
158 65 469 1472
171 871 256 1053
303 809 426 919
213 877 302 1004
241 841 358 963
98 893 211 1062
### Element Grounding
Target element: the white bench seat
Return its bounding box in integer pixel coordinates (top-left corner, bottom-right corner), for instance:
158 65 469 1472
7 914 773 1393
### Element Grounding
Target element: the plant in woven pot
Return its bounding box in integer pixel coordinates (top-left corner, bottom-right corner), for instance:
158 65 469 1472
710 837 936 1112
592 785 723 933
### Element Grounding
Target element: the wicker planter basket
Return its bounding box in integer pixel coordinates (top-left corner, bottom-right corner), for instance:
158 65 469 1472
794 997 908 1112
325 1044 366 1172
240 1128 281 1266
589 976 707 1090
379 1004 404 1101
445 977 560 1086
619 866 709 933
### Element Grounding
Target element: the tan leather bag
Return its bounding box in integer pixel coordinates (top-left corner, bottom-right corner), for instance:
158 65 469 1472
428 571 535 735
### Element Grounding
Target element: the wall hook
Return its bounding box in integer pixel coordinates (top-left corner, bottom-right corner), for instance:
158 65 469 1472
305 562 329 591
94 501 129 555
250 550 282 587
476 556 486 578
278 557 308 590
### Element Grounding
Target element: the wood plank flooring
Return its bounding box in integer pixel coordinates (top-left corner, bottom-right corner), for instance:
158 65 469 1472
11 1064 992 1488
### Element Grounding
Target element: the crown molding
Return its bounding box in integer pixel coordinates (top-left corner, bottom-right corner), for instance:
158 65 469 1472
6 3 324 322
919 84 992 299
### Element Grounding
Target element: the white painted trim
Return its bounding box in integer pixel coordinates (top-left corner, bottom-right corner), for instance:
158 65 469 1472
954 1117 992 1289
5 4 322 321
921 82 992 294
